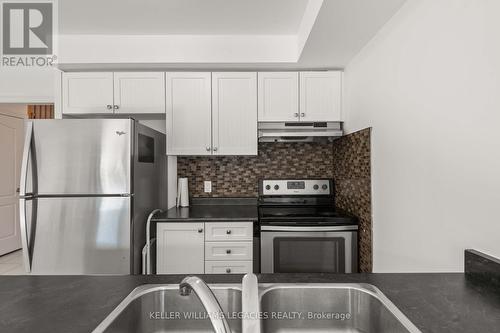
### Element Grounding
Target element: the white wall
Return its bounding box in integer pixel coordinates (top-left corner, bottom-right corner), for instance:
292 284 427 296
345 0 500 272
58 35 298 65
0 68 54 103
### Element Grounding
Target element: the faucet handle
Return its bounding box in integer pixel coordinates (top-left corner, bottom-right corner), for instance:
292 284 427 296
242 273 261 333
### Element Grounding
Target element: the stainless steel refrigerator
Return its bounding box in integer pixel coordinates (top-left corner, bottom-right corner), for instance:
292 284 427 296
19 119 167 274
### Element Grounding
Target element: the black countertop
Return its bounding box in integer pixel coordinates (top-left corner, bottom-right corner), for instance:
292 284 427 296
153 205 258 222
153 198 259 222
1 273 500 333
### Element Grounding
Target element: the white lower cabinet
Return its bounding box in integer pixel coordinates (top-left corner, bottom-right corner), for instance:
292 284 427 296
205 241 253 261
205 222 253 242
156 221 253 274
205 261 253 274
156 222 205 274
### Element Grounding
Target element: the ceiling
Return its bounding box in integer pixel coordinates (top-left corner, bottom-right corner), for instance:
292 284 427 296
297 0 407 67
59 0 309 35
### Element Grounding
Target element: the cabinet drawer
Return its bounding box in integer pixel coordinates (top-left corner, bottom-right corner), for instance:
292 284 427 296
205 222 253 241
205 242 253 261
204 261 253 274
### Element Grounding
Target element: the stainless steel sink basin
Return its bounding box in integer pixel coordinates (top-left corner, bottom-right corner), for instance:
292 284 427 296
93 284 242 333
93 281 421 333
259 283 421 333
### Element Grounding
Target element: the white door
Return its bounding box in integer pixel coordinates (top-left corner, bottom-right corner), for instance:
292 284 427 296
156 222 205 274
0 114 23 255
299 71 342 122
166 72 212 155
113 72 165 114
212 72 257 155
62 72 114 115
258 72 299 122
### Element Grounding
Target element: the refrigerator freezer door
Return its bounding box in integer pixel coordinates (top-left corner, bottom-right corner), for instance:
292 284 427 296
31 119 132 195
30 196 131 274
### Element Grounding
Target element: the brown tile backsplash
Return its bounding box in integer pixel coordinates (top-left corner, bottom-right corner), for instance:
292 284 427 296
332 128 372 272
177 130 373 272
177 142 334 197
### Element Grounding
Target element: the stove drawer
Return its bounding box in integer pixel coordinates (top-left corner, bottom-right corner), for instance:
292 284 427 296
205 260 253 274
205 241 253 261
205 222 253 241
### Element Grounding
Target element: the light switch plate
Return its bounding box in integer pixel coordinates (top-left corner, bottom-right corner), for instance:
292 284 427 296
204 181 212 193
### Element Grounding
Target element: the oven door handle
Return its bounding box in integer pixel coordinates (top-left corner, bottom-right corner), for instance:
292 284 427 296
260 225 358 232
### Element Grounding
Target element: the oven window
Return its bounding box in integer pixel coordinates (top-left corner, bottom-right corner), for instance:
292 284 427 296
274 237 345 273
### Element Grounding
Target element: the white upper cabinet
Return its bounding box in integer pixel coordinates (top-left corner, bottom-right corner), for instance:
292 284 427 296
212 72 257 155
258 72 299 122
113 72 165 114
166 72 212 155
62 72 114 114
299 71 342 122
62 72 165 115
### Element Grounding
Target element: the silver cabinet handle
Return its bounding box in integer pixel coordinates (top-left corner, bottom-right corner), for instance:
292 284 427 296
226 230 231 235
226 249 231 254
106 105 112 110
113 105 120 110
226 268 231 274
300 113 305 117
213 147 218 152
294 113 299 117
206 147 211 151
198 228 203 233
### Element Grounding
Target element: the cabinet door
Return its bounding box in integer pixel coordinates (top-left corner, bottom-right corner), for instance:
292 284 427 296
166 72 212 155
212 72 257 155
258 72 299 122
299 71 342 122
62 72 114 114
156 222 205 274
113 72 165 114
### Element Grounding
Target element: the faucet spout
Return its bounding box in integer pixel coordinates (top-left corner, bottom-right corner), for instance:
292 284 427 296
179 276 232 333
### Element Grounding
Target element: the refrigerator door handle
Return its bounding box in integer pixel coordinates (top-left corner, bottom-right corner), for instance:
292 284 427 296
19 121 33 197
19 198 31 272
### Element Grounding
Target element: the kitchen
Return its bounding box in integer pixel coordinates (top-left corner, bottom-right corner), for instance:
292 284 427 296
1 0 500 332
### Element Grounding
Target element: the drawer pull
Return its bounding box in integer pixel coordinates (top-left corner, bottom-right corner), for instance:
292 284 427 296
198 228 203 233
226 230 232 235
226 268 231 273
226 249 231 254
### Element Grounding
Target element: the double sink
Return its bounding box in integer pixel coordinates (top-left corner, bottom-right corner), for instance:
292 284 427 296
93 276 421 333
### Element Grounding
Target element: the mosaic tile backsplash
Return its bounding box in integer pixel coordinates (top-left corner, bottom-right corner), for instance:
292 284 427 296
177 130 372 272
332 128 372 272
177 142 334 197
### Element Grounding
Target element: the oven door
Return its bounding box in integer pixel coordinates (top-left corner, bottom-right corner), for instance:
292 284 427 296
260 225 358 274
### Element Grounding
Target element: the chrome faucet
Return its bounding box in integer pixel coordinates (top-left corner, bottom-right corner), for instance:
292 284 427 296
179 276 232 333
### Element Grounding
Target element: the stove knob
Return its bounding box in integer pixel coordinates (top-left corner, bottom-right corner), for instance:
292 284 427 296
313 184 319 190
265 185 271 190
274 185 280 190
322 184 328 190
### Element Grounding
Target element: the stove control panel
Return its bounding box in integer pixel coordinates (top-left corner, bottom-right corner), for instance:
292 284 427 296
261 179 332 196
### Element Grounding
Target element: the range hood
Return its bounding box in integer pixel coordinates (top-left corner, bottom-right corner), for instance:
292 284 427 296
258 122 343 142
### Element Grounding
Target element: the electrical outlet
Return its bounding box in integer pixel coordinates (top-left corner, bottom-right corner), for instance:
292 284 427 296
204 181 212 193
